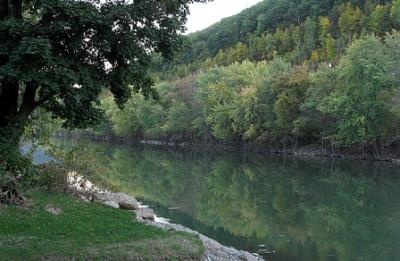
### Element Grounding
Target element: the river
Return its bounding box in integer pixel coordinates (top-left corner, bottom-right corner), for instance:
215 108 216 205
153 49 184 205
35 140 400 260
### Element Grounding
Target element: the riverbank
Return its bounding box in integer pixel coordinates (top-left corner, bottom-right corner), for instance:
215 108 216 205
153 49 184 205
60 131 400 164
67 172 262 261
0 190 203 260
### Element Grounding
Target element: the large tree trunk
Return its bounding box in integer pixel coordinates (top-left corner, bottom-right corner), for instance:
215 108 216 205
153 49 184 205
0 0 32 205
0 80 36 206
0 80 38 148
0 123 26 148
0 78 19 127
0 0 37 148
0 0 9 20
0 0 22 20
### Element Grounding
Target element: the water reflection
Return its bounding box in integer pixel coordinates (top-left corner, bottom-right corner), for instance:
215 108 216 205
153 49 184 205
69 142 400 260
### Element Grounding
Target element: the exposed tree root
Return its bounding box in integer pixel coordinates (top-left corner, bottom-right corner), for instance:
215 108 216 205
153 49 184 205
0 173 26 205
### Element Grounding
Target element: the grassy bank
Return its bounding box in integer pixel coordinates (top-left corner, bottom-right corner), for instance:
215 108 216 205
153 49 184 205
0 190 204 260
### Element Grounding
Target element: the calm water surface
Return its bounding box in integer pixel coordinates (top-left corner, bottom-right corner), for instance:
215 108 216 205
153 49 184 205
56 141 400 260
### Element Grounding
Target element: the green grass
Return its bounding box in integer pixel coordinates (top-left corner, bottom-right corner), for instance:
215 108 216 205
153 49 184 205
0 191 203 260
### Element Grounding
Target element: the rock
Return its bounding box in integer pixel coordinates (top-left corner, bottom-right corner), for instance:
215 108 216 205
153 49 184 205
103 201 119 209
239 251 261 261
94 192 140 210
45 205 63 216
136 207 155 220
118 201 138 210
67 172 98 193
144 220 262 261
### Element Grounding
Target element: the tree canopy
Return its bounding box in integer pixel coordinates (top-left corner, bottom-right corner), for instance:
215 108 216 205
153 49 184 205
0 0 207 146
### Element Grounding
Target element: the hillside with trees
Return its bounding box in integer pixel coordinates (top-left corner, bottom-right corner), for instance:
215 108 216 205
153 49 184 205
97 0 400 155
154 0 399 78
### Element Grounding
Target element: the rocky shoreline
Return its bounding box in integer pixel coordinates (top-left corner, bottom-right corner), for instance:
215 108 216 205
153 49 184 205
67 172 262 261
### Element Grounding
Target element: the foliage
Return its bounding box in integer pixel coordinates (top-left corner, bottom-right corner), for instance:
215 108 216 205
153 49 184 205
0 138 38 186
35 164 69 194
155 0 399 80
0 138 39 203
101 31 400 149
23 109 64 157
320 35 396 144
0 0 208 149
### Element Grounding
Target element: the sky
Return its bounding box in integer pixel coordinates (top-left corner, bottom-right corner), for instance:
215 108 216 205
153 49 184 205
186 0 263 34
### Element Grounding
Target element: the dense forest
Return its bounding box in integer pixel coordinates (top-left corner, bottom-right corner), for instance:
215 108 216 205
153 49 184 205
96 0 400 152
155 0 399 78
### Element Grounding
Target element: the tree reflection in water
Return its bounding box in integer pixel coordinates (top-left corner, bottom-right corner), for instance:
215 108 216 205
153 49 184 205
73 142 400 261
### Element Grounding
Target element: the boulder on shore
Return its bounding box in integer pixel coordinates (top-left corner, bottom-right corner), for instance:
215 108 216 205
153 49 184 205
136 207 155 221
103 201 119 209
93 192 140 210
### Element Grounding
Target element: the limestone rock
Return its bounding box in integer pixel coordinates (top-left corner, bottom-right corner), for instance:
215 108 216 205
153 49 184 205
103 201 119 209
136 207 155 220
94 192 140 210
118 201 138 210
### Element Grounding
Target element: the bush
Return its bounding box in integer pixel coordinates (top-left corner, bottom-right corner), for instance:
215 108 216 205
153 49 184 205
36 164 69 194
0 141 39 204
0 142 39 189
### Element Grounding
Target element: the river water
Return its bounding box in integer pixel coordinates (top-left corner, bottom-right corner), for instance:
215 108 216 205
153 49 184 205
38 140 400 260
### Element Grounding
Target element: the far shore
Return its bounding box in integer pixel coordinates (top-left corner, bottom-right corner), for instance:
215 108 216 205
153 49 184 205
58 131 400 165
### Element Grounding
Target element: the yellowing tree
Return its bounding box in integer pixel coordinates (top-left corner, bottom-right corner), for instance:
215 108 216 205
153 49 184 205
339 4 362 41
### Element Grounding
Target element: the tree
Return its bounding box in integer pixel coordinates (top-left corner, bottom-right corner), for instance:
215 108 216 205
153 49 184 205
163 101 192 138
385 31 400 86
230 61 268 140
273 64 310 143
369 5 390 34
310 50 320 64
319 16 337 61
301 64 338 142
338 3 362 41
264 33 278 60
319 16 331 41
390 0 400 26
0 0 208 149
231 42 249 63
101 93 143 137
250 58 291 142
276 28 293 53
136 99 166 138
303 17 317 59
325 36 337 61
320 35 392 146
